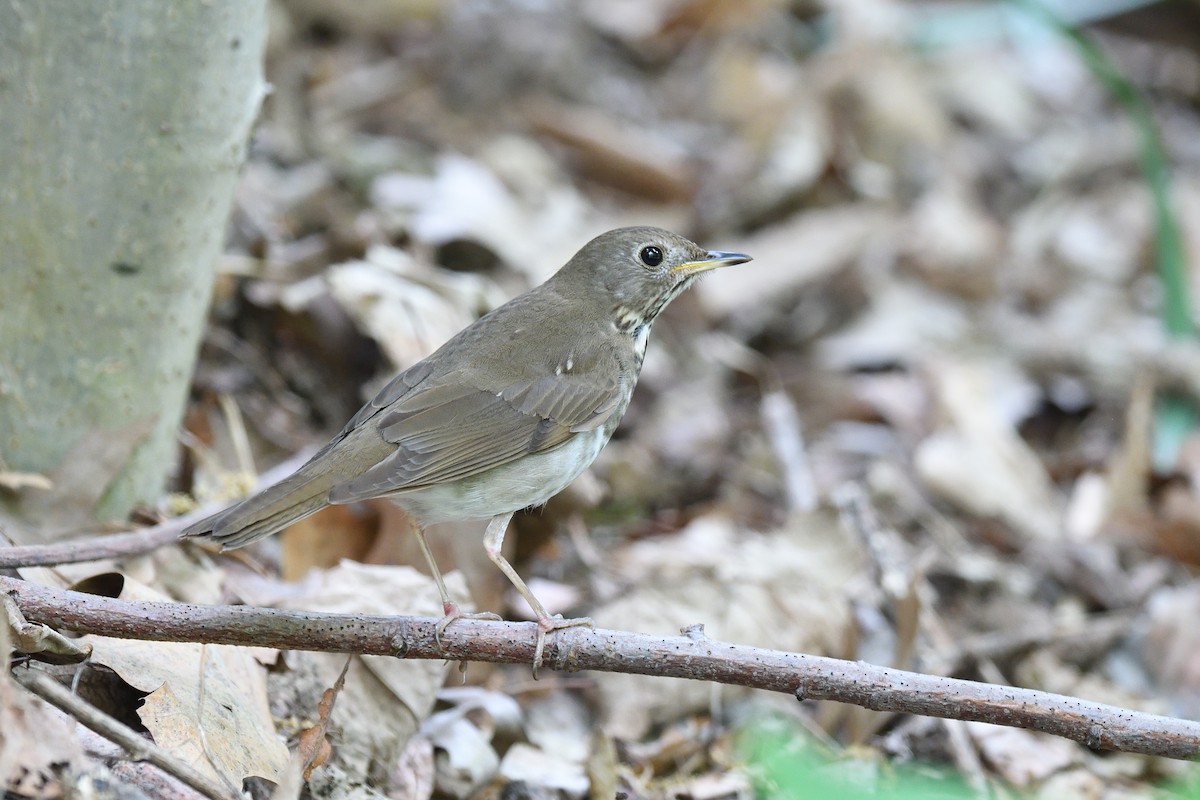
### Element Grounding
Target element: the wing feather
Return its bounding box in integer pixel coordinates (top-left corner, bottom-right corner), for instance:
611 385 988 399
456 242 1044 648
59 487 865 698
328 342 625 505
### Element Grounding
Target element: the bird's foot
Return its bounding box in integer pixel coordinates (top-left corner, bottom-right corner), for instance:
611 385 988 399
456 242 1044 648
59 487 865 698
531 614 594 679
434 601 502 645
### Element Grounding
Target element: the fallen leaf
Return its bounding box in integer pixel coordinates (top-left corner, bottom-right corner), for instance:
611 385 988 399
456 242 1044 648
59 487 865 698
85 636 288 785
914 358 1061 541
262 562 459 777
325 244 506 371
591 512 861 738
297 656 352 779
0 605 80 798
530 104 695 202
386 736 435 800
966 722 1078 789
696 205 896 320
75 576 287 785
1 593 91 665
498 743 589 798
421 710 499 800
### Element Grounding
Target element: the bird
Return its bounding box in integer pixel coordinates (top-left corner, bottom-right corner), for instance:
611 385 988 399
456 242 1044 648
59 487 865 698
182 226 751 670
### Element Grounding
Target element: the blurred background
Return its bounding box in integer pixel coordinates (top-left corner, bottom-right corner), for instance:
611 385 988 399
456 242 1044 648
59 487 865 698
172 0 1200 796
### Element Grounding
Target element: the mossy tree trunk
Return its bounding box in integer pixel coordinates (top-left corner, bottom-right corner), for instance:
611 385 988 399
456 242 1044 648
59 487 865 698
0 2 268 538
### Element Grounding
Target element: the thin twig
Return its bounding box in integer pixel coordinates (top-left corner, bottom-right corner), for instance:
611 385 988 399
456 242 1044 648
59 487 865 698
3 576 1198 762
12 667 240 800
0 450 313 569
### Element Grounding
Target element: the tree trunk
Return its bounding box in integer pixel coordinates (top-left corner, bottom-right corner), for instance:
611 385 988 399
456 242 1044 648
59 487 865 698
0 2 268 537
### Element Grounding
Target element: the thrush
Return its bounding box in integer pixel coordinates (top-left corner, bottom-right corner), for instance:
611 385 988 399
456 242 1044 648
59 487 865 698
182 226 751 669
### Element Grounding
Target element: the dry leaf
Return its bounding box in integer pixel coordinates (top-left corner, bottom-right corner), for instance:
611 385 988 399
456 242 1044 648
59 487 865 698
421 711 499 800
281 504 379 581
297 656 351 779
1 593 91 665
524 691 592 763
696 205 896 320
263 562 459 776
63 575 288 785
498 743 589 799
85 636 288 784
325 244 506 370
387 737 436 800
914 358 1061 541
530 105 695 202
966 722 1078 789
372 152 594 284
816 280 971 371
1031 769 1107 800
902 183 1003 297
0 604 80 798
1142 584 1200 719
591 512 861 738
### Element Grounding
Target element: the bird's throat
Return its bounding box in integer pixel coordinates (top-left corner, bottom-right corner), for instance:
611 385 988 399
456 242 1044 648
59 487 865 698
614 306 653 366
631 321 651 364
615 276 699 366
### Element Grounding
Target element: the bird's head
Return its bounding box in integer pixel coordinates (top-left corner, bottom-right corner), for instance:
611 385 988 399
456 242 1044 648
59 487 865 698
557 226 751 331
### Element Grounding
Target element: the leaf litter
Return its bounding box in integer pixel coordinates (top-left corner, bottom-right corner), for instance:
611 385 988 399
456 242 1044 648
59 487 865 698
9 0 1200 797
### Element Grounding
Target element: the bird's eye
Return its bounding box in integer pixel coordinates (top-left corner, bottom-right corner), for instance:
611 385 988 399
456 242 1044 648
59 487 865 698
639 245 664 267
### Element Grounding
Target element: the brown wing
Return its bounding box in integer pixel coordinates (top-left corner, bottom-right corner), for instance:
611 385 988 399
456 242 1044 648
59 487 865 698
327 364 623 504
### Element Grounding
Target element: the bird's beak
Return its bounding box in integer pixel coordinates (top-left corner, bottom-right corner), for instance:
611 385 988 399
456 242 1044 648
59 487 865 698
673 250 753 275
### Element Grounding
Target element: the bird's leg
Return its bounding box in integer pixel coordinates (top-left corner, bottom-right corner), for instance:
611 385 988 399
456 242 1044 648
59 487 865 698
482 513 593 676
411 521 500 643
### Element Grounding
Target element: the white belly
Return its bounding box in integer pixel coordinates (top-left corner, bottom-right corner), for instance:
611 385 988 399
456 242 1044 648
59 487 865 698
388 428 610 523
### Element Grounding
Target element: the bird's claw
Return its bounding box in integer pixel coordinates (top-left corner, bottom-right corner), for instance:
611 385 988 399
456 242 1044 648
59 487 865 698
531 615 593 679
434 602 502 646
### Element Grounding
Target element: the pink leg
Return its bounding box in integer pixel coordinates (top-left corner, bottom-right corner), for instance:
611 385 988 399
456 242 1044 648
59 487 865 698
411 521 499 643
482 513 592 676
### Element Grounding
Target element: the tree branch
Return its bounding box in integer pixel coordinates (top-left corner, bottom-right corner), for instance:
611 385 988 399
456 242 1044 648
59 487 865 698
3 576 1197 761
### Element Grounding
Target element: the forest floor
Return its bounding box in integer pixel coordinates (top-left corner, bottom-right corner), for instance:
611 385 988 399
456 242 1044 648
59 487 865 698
10 1 1200 798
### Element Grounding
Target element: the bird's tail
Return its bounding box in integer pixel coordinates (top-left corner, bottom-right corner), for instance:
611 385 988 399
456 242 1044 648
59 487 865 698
183 421 395 549
181 462 337 549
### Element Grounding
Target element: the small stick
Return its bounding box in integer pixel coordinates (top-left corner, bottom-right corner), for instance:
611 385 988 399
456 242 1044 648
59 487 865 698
12 667 240 800
0 450 313 569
